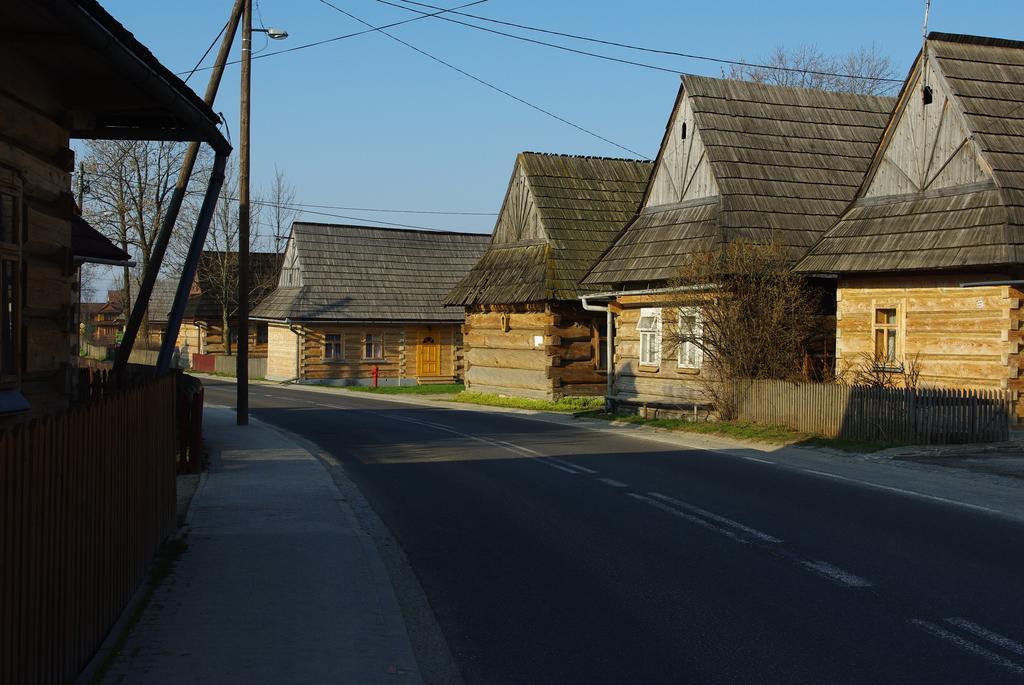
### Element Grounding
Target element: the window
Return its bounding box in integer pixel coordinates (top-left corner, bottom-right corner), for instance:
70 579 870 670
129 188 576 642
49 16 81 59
637 308 661 367
256 325 269 345
323 333 343 360
677 310 702 369
873 307 900 366
0 187 20 382
363 333 383 360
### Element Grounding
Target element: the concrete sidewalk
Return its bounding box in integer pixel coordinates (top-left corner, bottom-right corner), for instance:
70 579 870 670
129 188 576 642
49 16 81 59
101 407 421 685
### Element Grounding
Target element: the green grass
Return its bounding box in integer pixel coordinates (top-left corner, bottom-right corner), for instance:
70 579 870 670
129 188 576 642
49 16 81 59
341 383 464 395
585 413 901 453
446 392 605 413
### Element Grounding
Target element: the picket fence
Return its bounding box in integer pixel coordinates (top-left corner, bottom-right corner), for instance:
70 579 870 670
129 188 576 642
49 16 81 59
736 379 1013 444
0 374 177 684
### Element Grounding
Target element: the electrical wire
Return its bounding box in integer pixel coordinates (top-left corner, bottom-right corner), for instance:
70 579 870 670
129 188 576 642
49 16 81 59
316 0 648 158
388 0 905 85
182 19 230 84
175 0 489 76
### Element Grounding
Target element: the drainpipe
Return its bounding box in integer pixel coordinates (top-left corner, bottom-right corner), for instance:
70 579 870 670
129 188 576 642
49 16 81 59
581 295 615 411
960 280 1024 288
157 151 228 374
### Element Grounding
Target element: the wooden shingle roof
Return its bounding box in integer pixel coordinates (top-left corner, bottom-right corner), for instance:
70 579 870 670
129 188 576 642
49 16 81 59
584 75 894 287
445 152 652 305
253 223 490 322
797 33 1024 273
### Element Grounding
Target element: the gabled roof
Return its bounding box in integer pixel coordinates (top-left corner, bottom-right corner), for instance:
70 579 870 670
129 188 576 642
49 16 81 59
71 216 132 264
445 152 652 305
584 75 894 287
253 223 490 322
797 33 1024 273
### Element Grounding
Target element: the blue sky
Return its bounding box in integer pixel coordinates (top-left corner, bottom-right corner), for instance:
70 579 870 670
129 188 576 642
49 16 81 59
99 0 1022 235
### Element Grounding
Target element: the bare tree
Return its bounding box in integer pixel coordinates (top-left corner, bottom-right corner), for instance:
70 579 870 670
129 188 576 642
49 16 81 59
726 43 896 95
79 139 193 340
664 242 819 419
262 166 297 255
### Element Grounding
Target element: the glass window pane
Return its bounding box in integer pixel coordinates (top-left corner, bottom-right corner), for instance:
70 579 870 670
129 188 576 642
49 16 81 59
1 260 14 375
886 330 897 361
0 194 14 245
876 308 896 325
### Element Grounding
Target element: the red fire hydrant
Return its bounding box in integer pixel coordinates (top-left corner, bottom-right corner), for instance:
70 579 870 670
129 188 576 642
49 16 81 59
372 365 379 388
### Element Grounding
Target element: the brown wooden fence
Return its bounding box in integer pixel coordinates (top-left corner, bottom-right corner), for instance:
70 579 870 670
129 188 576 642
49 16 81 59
0 374 177 684
737 379 1014 444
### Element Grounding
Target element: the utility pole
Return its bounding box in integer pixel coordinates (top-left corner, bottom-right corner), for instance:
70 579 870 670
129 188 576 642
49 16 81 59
237 0 252 425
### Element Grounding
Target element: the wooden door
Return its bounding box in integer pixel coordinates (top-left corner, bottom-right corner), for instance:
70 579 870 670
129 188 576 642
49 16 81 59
417 336 441 377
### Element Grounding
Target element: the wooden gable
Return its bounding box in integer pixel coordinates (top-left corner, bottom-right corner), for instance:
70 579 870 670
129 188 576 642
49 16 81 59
492 161 545 244
278 236 302 287
865 56 991 198
647 90 719 207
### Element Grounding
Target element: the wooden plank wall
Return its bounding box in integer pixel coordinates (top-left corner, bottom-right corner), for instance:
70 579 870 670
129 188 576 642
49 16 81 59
613 299 707 407
836 273 1021 417
463 303 606 400
195 320 269 357
0 88 77 414
266 323 298 380
292 322 462 384
737 378 1012 443
0 375 177 684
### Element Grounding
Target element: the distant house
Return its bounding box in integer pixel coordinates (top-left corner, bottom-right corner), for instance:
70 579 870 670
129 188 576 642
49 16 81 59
445 152 652 400
582 75 893 409
177 250 283 357
253 223 489 385
0 0 226 414
796 33 1024 419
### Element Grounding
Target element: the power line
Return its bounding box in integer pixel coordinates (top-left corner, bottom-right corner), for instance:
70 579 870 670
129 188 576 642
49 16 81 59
175 0 489 76
253 199 497 216
182 19 230 84
388 0 905 85
316 0 648 158
373 0 683 75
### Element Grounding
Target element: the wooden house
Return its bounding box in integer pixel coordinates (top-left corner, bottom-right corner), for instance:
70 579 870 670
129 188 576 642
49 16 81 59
445 152 652 400
252 223 489 385
177 250 283 357
796 33 1024 419
582 75 894 409
1 0 227 415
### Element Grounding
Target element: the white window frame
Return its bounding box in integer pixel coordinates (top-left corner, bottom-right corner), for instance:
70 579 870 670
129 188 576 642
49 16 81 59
363 332 384 360
677 309 703 370
637 307 662 367
323 333 344 360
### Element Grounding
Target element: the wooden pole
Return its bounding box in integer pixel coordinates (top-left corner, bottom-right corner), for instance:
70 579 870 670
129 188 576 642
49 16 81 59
114 0 245 375
237 0 252 425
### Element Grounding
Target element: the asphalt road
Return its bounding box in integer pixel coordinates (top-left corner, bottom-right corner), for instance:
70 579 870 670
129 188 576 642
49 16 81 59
203 379 1024 684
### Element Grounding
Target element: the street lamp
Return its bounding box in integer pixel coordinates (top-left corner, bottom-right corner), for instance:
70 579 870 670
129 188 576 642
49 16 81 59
238 3 287 426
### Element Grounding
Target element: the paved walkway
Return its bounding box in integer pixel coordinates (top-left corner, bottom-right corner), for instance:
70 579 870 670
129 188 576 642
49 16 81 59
102 407 421 684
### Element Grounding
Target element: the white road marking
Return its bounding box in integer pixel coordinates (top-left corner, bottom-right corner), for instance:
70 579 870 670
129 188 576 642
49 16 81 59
535 458 582 475
799 560 873 588
546 457 597 474
496 440 540 455
946 617 1024 659
596 477 629 488
799 469 1001 515
393 415 538 459
627 493 749 544
648 492 783 543
742 456 775 464
912 619 1024 675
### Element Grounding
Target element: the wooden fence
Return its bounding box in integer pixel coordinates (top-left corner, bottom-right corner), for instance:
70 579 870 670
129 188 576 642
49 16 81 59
737 379 1013 444
0 374 177 684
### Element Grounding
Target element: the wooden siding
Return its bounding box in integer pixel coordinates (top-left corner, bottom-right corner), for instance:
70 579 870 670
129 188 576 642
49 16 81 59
0 87 77 415
266 323 298 381
612 298 707 407
283 322 463 384
463 303 606 400
648 92 719 206
836 273 1024 417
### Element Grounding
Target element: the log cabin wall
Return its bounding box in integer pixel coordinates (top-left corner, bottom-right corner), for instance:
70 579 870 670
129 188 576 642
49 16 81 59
836 272 1023 418
189 319 270 357
271 322 464 386
0 85 77 414
612 295 707 408
462 302 606 400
